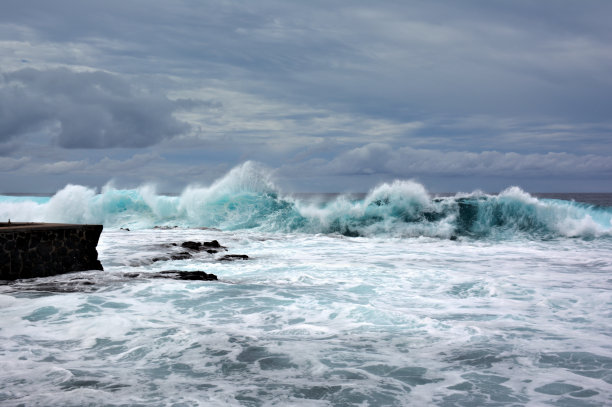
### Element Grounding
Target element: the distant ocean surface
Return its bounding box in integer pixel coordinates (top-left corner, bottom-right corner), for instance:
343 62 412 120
1 163 611 406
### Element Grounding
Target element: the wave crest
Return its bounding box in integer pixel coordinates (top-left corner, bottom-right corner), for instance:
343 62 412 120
1 162 610 239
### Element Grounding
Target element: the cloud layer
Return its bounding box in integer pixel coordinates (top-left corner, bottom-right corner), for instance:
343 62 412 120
0 0 611 191
1 68 188 148
282 143 612 178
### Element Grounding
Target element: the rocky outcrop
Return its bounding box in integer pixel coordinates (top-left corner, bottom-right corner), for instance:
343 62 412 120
219 254 249 261
125 270 218 281
181 240 226 252
0 223 103 280
150 239 249 264
1 270 218 293
153 270 218 281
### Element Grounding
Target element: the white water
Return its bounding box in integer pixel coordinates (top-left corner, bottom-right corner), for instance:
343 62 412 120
1 227 611 406
1 162 611 238
1 163 611 405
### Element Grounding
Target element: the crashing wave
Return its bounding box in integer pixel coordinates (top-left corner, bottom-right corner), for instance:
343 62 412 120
1 162 610 239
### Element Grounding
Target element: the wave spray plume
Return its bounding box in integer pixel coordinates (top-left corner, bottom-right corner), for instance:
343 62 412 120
1 162 610 239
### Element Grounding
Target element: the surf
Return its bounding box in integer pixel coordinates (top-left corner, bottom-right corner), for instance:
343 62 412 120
1 161 611 239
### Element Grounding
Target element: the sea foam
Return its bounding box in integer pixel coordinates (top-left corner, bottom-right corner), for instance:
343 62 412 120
1 162 610 239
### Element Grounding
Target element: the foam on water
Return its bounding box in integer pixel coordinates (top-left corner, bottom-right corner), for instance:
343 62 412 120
1 162 612 405
1 228 611 406
1 162 611 239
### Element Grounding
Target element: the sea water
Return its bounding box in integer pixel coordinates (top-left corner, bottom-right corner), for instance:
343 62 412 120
1 162 611 406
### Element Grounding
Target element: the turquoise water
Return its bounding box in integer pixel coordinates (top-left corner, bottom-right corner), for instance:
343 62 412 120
1 163 611 406
1 162 611 239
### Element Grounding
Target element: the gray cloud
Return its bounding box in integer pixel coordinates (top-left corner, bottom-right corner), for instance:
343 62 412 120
0 156 29 171
0 68 189 148
39 160 87 174
1 1 611 192
92 153 162 173
3 0 611 123
282 143 612 178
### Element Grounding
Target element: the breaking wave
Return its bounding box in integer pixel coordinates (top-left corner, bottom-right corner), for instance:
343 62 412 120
1 162 611 239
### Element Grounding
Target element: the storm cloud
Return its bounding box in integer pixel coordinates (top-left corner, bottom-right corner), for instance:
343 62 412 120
0 68 189 148
284 143 612 178
0 0 611 191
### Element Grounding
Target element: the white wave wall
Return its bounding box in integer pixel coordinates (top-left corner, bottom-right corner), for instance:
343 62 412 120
1 161 611 238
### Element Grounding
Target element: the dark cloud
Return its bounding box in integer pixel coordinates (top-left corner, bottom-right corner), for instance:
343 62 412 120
0 68 189 148
1 1 611 191
173 98 222 111
281 143 612 178
0 72 53 143
0 156 29 171
5 0 611 122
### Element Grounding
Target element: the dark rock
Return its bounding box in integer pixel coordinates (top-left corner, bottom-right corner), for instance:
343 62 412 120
177 271 218 281
1 280 100 293
123 270 217 281
158 270 218 281
180 240 226 252
202 240 222 248
153 251 193 262
219 254 249 261
170 252 192 260
450 235 458 241
181 241 202 251
150 240 242 265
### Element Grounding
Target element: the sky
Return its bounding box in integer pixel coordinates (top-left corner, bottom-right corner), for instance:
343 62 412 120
1 0 611 193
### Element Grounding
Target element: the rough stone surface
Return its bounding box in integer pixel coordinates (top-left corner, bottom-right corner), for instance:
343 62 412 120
202 240 223 249
0 223 103 280
149 240 246 265
181 241 202 251
219 254 249 261
157 270 218 281
181 240 226 252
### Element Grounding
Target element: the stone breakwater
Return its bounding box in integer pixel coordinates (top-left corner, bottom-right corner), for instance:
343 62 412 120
0 223 103 280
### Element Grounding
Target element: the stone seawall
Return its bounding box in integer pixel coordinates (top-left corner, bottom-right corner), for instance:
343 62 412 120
0 223 103 280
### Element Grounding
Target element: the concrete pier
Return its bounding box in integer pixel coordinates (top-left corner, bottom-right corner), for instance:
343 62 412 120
0 222 103 280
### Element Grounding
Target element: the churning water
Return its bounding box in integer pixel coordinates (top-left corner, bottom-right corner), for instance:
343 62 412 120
1 162 611 406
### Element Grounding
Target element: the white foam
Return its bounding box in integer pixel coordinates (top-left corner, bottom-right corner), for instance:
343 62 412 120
1 229 612 405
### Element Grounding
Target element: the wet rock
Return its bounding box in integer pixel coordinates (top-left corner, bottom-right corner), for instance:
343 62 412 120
1 274 103 293
157 270 218 281
123 270 217 281
153 251 193 262
170 252 192 260
181 241 202 251
151 240 242 264
219 254 249 261
180 240 227 252
1 268 218 294
203 240 223 248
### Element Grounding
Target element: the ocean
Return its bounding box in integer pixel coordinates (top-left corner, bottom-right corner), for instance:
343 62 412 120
1 162 611 406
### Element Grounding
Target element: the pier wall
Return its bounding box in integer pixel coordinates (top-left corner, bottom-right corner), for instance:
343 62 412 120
0 223 103 280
